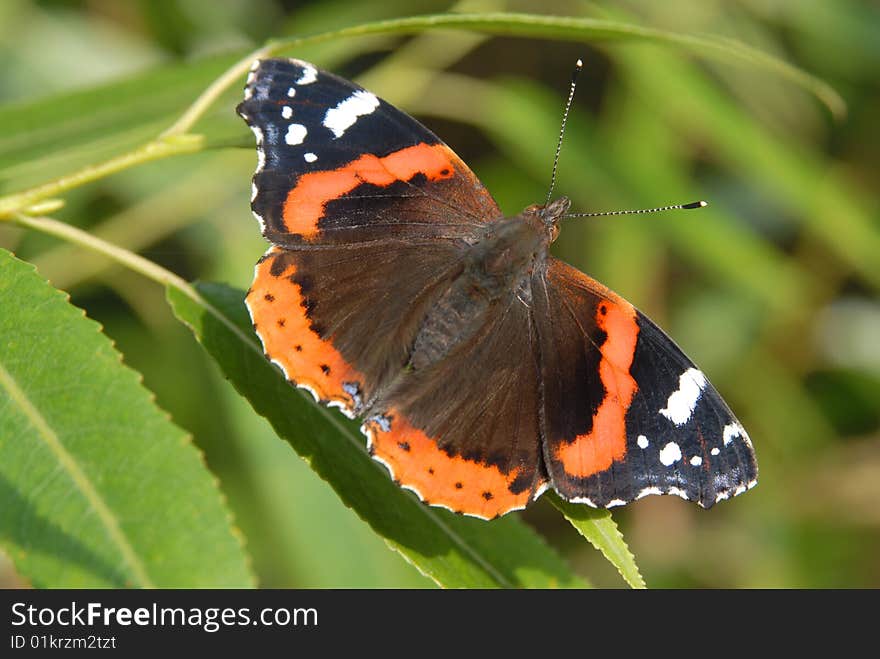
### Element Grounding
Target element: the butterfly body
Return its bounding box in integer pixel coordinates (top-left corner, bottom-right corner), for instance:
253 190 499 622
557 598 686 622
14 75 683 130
238 58 757 519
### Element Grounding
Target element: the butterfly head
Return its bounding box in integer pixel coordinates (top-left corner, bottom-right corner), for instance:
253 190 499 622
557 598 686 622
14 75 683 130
521 195 570 244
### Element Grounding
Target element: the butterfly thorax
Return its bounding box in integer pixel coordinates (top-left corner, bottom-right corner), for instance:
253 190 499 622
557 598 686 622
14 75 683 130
407 198 568 372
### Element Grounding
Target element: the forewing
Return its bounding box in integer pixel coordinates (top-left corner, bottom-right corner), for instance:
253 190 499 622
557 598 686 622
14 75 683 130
236 58 501 246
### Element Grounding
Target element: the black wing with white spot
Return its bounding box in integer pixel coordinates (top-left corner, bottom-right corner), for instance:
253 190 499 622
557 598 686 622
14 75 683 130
618 313 758 507
236 58 501 246
535 259 758 509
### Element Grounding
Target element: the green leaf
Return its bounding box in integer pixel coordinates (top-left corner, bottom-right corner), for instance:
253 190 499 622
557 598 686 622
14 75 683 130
277 12 845 117
549 494 646 589
0 249 253 588
0 52 240 192
167 281 587 589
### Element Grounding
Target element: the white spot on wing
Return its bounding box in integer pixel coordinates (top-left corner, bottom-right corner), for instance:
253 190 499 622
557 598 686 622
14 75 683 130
659 368 707 425
285 123 307 146
462 511 492 520
295 382 319 403
293 60 317 85
360 423 373 451
281 106 292 119
370 450 397 482
658 441 682 466
637 434 649 449
635 486 663 500
247 125 266 173
304 152 317 163
710 447 721 456
723 422 745 446
246 127 266 231
287 87 296 97
532 482 550 500
327 400 356 419
323 90 380 138
245 62 258 98
690 455 702 466
400 482 426 502
606 499 627 508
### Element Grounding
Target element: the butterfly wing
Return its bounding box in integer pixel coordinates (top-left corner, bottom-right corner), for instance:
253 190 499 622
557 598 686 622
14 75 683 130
239 58 756 516
362 290 546 519
533 258 758 508
239 58 503 418
237 58 500 246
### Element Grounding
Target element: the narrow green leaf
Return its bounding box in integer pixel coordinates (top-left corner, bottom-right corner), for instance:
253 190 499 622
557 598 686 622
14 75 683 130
277 12 845 117
548 494 646 589
0 52 239 191
167 281 587 589
0 249 253 588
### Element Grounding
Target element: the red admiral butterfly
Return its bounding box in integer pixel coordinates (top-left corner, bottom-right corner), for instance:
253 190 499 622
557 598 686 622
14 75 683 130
237 58 757 519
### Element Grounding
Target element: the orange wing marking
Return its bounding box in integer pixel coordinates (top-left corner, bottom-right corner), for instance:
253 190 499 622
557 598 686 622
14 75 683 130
363 409 543 519
282 143 457 237
554 298 639 478
246 247 365 413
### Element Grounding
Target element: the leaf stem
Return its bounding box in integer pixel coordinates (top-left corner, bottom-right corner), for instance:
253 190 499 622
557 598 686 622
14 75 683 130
11 212 259 361
12 213 192 293
268 13 845 117
161 45 275 138
0 135 203 221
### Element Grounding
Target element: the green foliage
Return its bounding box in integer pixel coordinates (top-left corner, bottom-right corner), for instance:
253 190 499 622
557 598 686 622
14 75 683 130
548 494 644 589
0 1 876 588
0 249 252 587
0 53 238 192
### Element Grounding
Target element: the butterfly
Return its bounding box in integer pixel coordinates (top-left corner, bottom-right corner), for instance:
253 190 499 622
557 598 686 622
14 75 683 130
236 58 757 519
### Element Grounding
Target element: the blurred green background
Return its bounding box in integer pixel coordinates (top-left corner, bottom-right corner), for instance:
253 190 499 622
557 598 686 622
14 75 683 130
1 0 878 588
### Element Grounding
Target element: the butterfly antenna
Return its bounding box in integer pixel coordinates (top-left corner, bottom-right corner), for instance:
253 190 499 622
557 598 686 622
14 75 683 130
565 200 708 218
545 58 583 206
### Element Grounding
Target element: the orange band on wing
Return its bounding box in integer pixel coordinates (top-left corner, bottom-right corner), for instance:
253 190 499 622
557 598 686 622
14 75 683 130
282 143 456 237
366 409 540 519
554 299 639 478
247 248 365 410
